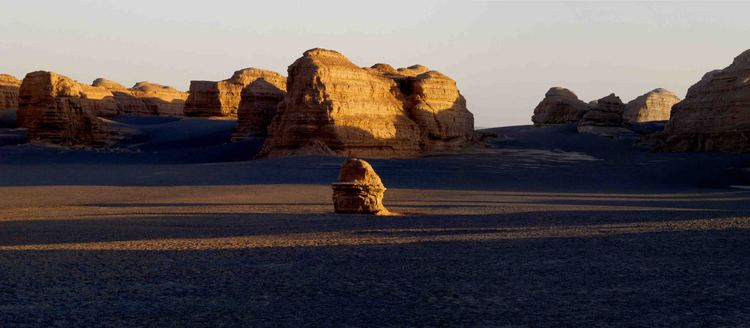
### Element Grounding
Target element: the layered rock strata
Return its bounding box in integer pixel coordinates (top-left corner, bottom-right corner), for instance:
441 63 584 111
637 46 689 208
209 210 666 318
332 158 388 215
17 71 119 146
623 88 680 124
0 74 21 110
184 68 286 117
231 78 286 141
93 78 187 116
261 48 474 158
577 93 628 136
531 87 590 126
663 49 750 151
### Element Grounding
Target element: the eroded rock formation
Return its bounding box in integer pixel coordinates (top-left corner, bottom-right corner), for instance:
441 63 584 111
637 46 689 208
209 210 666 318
577 93 629 136
662 49 750 151
231 78 286 141
623 88 680 124
17 71 119 146
261 48 474 158
184 68 286 117
0 74 21 110
332 158 388 214
531 87 590 126
93 78 187 116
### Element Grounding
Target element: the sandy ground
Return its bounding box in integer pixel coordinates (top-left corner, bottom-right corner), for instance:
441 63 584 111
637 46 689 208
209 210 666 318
1 120 750 326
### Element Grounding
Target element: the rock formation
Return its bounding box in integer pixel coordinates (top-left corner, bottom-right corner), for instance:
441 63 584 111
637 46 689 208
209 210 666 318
332 158 388 215
17 71 119 146
93 78 187 116
0 74 21 110
231 78 286 141
662 49 750 151
531 87 590 126
577 93 630 136
261 48 474 158
623 88 680 124
184 68 286 117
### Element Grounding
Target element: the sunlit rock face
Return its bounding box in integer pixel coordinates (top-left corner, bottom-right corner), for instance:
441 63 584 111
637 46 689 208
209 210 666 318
0 74 21 111
231 78 287 142
17 71 120 146
93 79 188 116
531 87 590 126
261 48 474 158
663 49 750 152
577 93 627 136
332 158 388 215
184 68 286 117
623 88 680 124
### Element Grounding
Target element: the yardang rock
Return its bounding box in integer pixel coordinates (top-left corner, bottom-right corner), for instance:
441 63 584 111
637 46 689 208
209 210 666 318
531 87 590 126
332 158 388 215
623 88 680 124
184 68 286 117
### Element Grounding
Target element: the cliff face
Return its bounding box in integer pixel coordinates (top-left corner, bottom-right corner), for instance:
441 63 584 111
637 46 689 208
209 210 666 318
261 48 474 158
184 68 286 117
231 78 286 141
623 88 680 124
663 49 750 151
17 71 119 146
531 87 590 126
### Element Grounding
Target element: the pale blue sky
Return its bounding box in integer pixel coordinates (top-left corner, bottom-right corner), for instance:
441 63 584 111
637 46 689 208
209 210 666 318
1 1 748 127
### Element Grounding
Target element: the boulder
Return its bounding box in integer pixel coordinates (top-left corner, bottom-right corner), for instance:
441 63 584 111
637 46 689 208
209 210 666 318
623 88 680 123
184 68 286 117
662 49 750 151
531 87 590 126
577 93 634 137
261 48 474 158
0 74 21 127
93 78 187 116
332 158 388 214
231 78 286 141
17 71 120 146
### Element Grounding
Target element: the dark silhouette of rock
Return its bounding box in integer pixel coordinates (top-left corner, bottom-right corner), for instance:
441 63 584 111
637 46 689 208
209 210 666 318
531 87 590 126
663 49 750 151
332 158 388 214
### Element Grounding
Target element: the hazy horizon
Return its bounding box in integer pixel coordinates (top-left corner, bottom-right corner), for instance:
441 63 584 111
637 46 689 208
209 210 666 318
1 1 748 127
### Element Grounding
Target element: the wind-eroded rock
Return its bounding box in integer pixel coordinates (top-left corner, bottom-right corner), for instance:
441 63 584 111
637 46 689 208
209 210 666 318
332 158 388 215
231 78 286 141
184 68 286 117
531 87 590 126
623 88 680 124
663 49 750 151
93 78 187 116
17 71 119 146
261 48 474 158
0 74 21 111
577 93 629 136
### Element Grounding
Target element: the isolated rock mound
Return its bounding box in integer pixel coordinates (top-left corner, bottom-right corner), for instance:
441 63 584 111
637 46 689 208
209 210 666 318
184 68 286 117
261 48 474 158
93 78 187 116
663 49 750 151
17 71 120 146
231 78 286 141
623 88 680 124
332 158 388 214
578 93 630 137
531 87 590 126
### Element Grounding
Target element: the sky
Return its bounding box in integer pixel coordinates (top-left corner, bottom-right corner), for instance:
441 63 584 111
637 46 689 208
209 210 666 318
1 1 748 127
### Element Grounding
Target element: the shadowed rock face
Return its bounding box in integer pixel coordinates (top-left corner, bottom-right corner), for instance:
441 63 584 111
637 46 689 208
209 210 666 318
577 93 630 136
17 71 119 146
231 78 287 141
663 49 750 152
0 74 21 111
93 79 188 116
184 68 286 117
531 87 590 126
623 88 680 124
261 48 474 158
332 158 388 214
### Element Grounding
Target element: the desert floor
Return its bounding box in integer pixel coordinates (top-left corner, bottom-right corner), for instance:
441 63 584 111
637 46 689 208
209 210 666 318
1 120 750 327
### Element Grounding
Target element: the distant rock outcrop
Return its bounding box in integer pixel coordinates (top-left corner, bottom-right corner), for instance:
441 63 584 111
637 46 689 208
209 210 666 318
662 49 750 151
577 93 630 137
184 68 286 117
332 158 388 214
0 74 21 110
17 71 120 146
623 88 680 124
231 78 286 141
531 87 590 126
93 78 187 116
261 48 474 158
